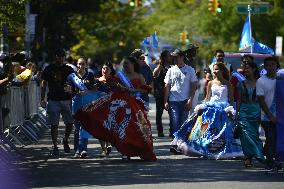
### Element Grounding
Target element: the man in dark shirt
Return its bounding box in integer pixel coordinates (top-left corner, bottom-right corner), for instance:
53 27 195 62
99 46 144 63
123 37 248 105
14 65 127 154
153 50 172 137
40 49 74 156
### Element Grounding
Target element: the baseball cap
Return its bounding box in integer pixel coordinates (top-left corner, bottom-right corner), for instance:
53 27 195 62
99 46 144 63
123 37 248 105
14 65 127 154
171 49 184 57
186 44 199 51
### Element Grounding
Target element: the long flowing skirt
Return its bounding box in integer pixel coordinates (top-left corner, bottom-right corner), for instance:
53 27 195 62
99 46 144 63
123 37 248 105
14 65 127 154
239 103 265 162
171 101 243 159
72 90 156 161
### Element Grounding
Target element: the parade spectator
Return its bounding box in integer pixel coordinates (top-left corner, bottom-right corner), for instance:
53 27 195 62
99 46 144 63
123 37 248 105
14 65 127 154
40 49 74 157
73 57 94 158
87 57 100 77
12 62 25 76
236 62 265 167
256 56 278 170
130 49 154 109
0 56 13 132
13 62 37 86
153 50 172 137
164 49 197 139
65 55 77 72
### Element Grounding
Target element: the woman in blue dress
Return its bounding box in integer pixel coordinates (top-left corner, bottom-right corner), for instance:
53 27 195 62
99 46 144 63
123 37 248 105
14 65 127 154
236 62 265 167
171 63 243 159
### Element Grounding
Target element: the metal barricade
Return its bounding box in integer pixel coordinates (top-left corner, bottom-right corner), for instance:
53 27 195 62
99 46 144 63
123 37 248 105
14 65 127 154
24 81 40 118
3 87 25 128
1 81 48 146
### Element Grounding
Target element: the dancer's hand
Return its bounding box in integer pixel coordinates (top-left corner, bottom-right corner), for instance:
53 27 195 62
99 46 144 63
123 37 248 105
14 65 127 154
164 102 169 111
269 115 277 124
40 100 47 108
185 99 192 111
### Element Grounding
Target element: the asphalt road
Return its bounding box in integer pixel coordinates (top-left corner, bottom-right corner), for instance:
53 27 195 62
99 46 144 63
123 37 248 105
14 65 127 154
5 96 284 189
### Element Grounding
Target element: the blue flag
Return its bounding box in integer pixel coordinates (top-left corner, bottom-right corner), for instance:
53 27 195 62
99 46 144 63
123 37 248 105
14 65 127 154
253 40 274 55
239 16 252 52
152 32 159 48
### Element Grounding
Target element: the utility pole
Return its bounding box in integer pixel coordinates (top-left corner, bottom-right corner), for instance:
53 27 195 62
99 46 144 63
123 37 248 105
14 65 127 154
25 2 31 57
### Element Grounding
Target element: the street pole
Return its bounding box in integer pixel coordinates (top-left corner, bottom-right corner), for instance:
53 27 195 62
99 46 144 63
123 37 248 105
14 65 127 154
248 5 253 54
25 2 30 57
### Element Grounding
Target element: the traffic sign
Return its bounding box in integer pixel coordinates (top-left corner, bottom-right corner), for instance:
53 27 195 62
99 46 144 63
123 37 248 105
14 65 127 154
236 2 270 14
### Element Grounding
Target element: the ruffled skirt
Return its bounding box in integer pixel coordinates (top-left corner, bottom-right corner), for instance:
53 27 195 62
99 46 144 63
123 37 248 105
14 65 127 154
171 101 244 159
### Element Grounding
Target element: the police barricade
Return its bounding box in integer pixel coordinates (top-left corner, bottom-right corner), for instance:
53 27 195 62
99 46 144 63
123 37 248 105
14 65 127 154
2 82 48 147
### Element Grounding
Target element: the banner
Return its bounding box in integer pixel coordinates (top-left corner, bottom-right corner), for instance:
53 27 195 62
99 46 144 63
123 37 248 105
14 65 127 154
276 80 284 161
73 91 156 161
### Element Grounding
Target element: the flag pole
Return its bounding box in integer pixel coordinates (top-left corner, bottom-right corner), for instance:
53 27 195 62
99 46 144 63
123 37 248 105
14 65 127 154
248 5 253 54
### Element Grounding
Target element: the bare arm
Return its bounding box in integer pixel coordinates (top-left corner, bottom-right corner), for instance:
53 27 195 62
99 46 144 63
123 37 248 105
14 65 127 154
40 80 47 108
0 77 9 85
164 83 170 111
236 83 242 118
258 96 276 124
185 81 197 110
189 81 197 100
204 81 212 101
153 63 162 78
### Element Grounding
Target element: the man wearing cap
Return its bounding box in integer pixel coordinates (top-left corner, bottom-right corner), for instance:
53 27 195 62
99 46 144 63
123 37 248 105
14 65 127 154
130 49 154 108
40 49 74 157
164 49 197 138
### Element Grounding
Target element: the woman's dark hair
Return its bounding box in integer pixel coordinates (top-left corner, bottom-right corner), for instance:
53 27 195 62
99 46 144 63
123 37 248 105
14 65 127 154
121 56 140 73
246 61 260 79
241 54 254 62
160 50 170 63
214 62 230 81
102 62 115 76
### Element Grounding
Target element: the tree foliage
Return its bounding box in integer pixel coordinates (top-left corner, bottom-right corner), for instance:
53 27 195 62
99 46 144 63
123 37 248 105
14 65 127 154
2 0 283 64
0 0 26 33
143 0 284 62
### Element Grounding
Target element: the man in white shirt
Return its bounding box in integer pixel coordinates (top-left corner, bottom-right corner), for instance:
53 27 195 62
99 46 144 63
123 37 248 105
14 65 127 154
256 56 278 169
164 49 197 139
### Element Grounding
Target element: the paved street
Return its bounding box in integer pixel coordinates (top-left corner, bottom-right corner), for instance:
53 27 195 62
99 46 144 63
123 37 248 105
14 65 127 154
10 97 284 189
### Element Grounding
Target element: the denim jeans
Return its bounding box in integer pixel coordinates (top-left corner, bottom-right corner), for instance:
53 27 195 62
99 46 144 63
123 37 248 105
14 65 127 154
168 100 189 138
74 121 89 154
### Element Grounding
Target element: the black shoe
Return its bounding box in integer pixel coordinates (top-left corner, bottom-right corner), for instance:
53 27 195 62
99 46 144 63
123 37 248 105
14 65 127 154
62 138 70 153
106 146 112 155
122 155 131 160
158 132 165 137
80 151 88 159
51 147 59 157
170 146 182 155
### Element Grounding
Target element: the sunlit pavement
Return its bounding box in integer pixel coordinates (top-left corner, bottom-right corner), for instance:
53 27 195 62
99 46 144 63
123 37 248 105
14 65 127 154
13 96 284 189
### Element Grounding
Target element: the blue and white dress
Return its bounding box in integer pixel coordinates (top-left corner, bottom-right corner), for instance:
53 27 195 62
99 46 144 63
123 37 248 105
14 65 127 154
171 84 244 159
